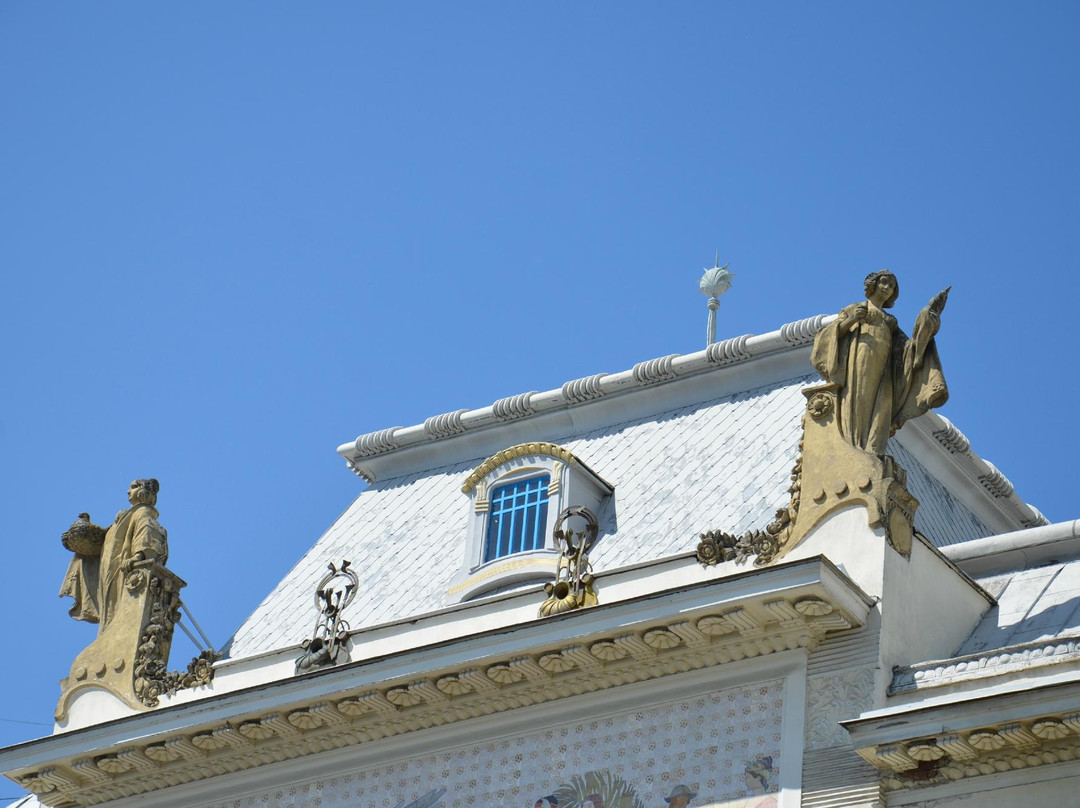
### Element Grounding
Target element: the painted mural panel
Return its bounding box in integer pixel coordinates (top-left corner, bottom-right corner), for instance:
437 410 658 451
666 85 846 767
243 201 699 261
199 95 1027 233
211 678 785 808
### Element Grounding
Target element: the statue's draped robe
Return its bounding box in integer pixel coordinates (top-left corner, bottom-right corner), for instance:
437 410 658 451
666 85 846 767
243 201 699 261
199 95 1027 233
811 301 948 456
59 504 168 630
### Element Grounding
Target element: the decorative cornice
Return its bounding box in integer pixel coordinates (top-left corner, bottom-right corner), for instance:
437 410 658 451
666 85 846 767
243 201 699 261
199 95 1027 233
779 314 829 346
353 427 402 458
343 459 373 482
424 409 469 440
337 315 837 471
10 590 858 808
705 334 752 366
977 460 1015 499
631 355 679 385
492 392 538 422
900 413 1050 533
890 637 1080 695
561 374 608 404
930 415 971 455
856 712 1080 792
460 442 579 494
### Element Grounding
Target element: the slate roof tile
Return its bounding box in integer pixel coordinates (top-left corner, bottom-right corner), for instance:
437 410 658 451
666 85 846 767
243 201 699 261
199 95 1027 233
225 372 994 660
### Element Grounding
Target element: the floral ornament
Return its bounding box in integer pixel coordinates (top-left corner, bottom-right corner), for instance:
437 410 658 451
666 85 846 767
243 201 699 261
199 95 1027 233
807 392 832 419
695 531 738 566
735 530 780 566
696 534 720 566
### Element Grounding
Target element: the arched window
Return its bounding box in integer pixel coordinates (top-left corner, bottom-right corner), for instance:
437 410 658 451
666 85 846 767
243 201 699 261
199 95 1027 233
484 474 551 562
446 443 612 603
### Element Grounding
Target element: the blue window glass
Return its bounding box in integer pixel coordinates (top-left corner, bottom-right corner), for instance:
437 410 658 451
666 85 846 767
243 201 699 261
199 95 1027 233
484 475 550 562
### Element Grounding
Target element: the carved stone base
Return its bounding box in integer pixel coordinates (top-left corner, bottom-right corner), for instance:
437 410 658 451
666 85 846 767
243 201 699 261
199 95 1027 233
780 383 919 559
57 562 186 720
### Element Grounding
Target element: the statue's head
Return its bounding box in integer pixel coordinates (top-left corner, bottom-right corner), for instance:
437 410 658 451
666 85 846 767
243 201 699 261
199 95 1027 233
127 478 159 507
864 270 899 308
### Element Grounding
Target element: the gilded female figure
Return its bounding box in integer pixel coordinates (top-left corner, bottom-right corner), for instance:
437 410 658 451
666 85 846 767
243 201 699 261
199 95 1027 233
811 271 948 456
59 478 169 632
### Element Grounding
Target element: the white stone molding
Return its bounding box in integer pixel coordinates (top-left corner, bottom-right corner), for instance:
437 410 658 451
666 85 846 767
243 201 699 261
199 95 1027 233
898 413 1048 535
977 460 1015 499
890 636 1080 695
8 581 860 808
561 373 608 404
353 427 401 457
423 409 469 439
930 415 971 455
336 315 838 482
491 392 537 421
631 354 679 385
779 314 829 345
846 680 1080 794
705 333 752 365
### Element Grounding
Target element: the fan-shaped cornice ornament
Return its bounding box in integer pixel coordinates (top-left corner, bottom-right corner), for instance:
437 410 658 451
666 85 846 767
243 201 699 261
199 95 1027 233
461 442 579 494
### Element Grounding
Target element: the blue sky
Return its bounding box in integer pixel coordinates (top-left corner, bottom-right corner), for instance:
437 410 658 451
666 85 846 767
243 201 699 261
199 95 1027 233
1 1 1078 777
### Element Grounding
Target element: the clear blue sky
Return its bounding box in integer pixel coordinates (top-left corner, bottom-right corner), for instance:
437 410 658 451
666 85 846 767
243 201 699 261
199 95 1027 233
1 1 1078 776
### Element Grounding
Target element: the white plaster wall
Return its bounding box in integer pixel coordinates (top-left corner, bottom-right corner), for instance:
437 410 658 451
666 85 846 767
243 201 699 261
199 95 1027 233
785 504 990 707
54 687 136 732
877 537 990 680
784 505 888 598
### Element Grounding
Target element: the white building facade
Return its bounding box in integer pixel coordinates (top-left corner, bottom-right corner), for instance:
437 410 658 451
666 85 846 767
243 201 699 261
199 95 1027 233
4 313 1078 808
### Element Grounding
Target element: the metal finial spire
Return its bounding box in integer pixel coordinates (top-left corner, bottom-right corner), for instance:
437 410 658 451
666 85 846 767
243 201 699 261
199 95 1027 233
698 253 735 346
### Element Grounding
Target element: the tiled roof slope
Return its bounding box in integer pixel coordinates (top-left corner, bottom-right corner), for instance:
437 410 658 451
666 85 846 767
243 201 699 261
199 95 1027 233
891 441 992 547
224 373 992 661
890 523 1080 694
959 561 1080 655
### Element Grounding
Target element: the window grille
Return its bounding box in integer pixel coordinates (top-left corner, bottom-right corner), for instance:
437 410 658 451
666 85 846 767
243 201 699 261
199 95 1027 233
484 475 550 562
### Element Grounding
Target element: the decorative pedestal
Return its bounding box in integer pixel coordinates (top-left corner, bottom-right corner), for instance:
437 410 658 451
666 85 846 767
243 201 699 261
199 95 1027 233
785 383 919 558
56 561 186 721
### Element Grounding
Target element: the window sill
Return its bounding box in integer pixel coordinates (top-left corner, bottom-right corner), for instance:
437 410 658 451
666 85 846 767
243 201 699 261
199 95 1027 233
445 549 559 602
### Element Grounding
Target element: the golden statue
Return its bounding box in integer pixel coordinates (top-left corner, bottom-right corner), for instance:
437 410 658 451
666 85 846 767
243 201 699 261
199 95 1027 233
60 479 168 629
811 270 949 456
698 271 950 566
56 479 213 718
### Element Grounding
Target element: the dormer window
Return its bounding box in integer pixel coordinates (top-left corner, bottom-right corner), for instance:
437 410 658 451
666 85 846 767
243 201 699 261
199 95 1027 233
447 442 612 603
484 474 550 562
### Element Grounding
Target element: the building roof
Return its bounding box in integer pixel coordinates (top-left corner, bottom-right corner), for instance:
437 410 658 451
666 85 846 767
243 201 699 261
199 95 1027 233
224 314 1041 662
890 520 1080 697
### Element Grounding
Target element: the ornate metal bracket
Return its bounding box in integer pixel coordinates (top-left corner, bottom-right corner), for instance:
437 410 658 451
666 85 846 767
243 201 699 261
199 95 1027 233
295 560 358 673
539 506 599 617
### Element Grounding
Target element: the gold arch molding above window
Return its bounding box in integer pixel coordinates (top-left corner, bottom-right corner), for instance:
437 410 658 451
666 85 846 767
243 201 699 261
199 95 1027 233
461 442 582 494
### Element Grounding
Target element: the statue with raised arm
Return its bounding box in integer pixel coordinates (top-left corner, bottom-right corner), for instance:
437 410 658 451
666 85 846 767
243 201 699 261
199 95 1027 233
811 270 949 456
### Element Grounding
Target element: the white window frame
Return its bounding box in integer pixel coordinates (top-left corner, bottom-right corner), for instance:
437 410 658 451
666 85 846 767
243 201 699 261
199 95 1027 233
446 442 612 603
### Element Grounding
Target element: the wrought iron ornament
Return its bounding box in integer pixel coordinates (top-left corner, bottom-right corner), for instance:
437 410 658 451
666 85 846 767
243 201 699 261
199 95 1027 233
295 560 358 673
539 506 599 617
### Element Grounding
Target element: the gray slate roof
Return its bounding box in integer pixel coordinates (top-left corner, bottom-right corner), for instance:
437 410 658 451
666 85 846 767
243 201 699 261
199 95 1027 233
962 562 1080 655
225 372 991 660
